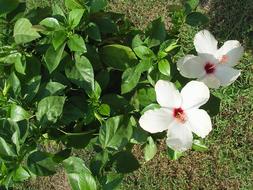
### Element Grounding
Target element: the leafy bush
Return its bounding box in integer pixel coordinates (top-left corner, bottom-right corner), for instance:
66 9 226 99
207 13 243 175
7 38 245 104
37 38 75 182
0 0 243 189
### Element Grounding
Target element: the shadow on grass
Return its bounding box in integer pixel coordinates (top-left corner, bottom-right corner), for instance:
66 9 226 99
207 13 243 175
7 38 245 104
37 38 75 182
205 0 253 50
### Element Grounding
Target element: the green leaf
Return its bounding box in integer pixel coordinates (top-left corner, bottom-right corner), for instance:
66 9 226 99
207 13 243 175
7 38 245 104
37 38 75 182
132 34 144 49
158 59 170 76
145 17 166 47
101 94 134 115
133 87 156 109
53 149 72 163
102 173 123 190
186 0 199 10
65 54 94 94
67 34 87 52
159 39 179 53
86 22 101 42
144 136 157 162
68 9 84 29
114 151 140 173
0 0 19 15
13 166 30 182
96 70 110 90
14 54 26 75
186 12 209 27
133 45 155 60
0 137 16 158
201 93 221 116
52 30 67 50
63 157 97 190
40 17 60 30
45 43 66 73
99 115 133 150
27 151 57 176
98 104 110 116
192 139 208 151
121 67 141 94
63 131 94 149
121 59 152 94
167 147 184 160
7 71 21 96
94 17 117 34
36 81 66 100
13 18 41 44
36 96 66 125
90 0 107 13
65 0 83 10
10 104 31 122
61 95 89 125
100 44 138 71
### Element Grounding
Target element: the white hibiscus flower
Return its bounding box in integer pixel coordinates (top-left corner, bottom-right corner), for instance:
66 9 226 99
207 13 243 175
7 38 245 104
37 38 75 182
177 30 244 88
139 80 212 152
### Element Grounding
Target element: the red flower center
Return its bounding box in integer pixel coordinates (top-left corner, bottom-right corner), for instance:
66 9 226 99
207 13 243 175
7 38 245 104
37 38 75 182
173 107 186 123
204 62 216 74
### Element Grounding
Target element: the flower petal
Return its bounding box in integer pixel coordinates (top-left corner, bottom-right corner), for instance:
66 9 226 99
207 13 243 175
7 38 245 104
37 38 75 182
216 40 244 66
186 109 212 138
155 80 182 108
198 74 221 89
139 108 173 133
166 121 193 152
215 65 241 86
194 30 218 55
177 55 205 78
181 81 210 110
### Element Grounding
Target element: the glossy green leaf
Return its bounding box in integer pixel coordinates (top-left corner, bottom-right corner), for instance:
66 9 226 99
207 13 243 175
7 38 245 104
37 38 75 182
186 0 199 10
133 45 155 60
201 93 221 116
67 34 87 52
101 94 134 115
144 136 157 162
90 0 107 13
167 147 184 160
52 30 67 50
192 139 208 151
86 22 101 41
121 59 152 94
13 166 30 182
63 157 97 190
121 67 141 94
145 17 166 47
158 59 170 76
13 18 41 44
99 115 133 150
0 0 19 15
100 44 138 71
186 12 209 27
10 104 31 122
36 96 66 124
45 43 66 73
36 81 66 100
98 104 110 116
114 151 140 173
132 34 144 49
65 54 94 95
40 17 60 30
65 0 83 10
102 172 123 190
7 71 21 96
0 137 16 158
68 9 84 29
63 132 94 149
27 151 57 176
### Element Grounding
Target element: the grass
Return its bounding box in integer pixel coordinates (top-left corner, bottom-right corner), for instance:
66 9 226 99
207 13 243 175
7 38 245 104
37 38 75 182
14 0 253 189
